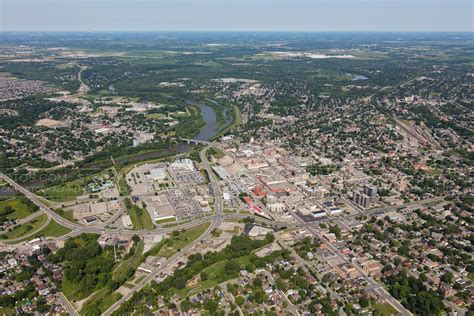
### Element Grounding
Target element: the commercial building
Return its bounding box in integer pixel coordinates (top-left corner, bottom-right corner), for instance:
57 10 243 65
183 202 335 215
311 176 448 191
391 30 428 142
170 158 195 172
268 202 285 213
148 168 167 181
312 209 327 218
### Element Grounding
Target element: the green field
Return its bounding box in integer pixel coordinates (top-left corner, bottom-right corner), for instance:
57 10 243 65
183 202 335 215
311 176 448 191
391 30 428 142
54 208 75 222
39 181 85 202
373 303 398 316
124 198 154 230
177 255 253 297
113 240 144 283
145 113 164 119
116 173 130 196
146 222 210 258
158 223 210 258
80 289 122 316
39 169 115 202
155 217 176 224
30 219 71 239
1 214 48 240
0 197 37 220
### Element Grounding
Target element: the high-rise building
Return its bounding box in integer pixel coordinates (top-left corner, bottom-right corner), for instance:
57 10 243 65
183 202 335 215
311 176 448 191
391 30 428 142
364 184 377 199
353 191 372 209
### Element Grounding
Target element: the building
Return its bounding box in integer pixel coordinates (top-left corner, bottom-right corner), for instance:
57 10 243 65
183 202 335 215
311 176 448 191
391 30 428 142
362 260 383 276
97 234 119 248
364 184 377 199
327 207 342 215
222 192 231 202
170 158 195 172
312 209 327 218
268 202 285 213
353 192 372 209
148 168 167 181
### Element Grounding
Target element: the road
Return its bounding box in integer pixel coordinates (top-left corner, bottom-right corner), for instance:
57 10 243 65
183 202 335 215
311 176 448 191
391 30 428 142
2 214 52 244
57 292 79 316
0 173 296 245
260 270 300 315
0 150 432 315
287 208 413 316
103 146 224 315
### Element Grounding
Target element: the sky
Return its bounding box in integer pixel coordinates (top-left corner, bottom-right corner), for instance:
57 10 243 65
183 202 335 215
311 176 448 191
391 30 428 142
1 0 473 32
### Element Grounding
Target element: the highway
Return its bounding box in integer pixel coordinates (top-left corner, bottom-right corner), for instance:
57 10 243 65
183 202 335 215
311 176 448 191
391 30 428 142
0 172 295 244
103 146 224 315
0 148 430 315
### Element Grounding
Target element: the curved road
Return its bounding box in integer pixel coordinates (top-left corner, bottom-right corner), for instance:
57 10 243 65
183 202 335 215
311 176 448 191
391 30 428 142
103 146 224 315
0 172 295 245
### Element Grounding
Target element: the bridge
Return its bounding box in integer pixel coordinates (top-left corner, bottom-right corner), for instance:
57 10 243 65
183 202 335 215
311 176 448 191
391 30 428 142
180 138 214 145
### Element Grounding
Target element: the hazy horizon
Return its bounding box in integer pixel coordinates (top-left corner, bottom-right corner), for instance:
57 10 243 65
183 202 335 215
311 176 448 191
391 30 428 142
1 0 473 32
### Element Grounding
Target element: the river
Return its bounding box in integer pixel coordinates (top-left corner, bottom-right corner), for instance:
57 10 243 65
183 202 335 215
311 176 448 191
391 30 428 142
189 100 220 141
176 100 223 153
4 100 223 193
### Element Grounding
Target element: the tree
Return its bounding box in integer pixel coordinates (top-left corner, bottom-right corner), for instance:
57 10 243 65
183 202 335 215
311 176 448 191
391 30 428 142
329 225 342 239
174 277 186 289
235 296 244 306
359 296 369 308
204 300 218 313
180 299 191 312
225 260 240 275
441 271 453 284
132 234 140 243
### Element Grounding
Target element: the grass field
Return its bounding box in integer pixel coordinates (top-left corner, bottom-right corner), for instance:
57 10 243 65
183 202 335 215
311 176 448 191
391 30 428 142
146 222 210 258
39 169 115 202
39 180 85 202
113 240 144 282
54 208 75 222
30 219 71 239
373 303 398 316
158 223 210 258
424 167 442 176
175 255 253 298
155 217 176 224
116 174 130 196
145 113 164 119
0 197 37 220
2 214 48 240
80 289 122 316
125 199 154 230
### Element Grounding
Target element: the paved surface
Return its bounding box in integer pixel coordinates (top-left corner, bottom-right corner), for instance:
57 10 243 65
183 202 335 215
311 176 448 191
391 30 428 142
103 146 224 315
57 292 79 316
1 213 52 244
0 145 435 315
0 173 296 245
287 207 412 316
